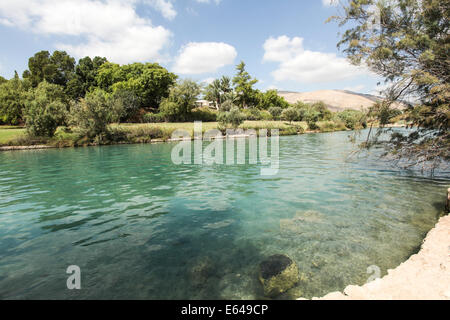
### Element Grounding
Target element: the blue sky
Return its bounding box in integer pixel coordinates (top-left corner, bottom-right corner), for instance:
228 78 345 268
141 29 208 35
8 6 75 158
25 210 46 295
0 0 382 94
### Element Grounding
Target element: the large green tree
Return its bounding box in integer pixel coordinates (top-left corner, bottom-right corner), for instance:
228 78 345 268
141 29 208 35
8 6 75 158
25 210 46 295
23 50 76 88
232 61 259 109
331 0 449 170
66 56 108 100
0 72 30 125
24 81 68 137
160 80 201 122
96 62 177 109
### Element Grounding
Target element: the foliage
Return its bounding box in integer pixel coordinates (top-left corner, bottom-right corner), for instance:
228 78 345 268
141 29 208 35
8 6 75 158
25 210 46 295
242 108 263 121
336 109 367 130
66 56 108 100
0 73 30 125
268 107 283 120
69 90 115 139
190 107 218 122
258 90 290 110
232 61 259 108
107 89 141 123
204 76 233 110
143 112 166 123
96 62 177 109
160 80 201 122
218 106 245 129
0 76 6 85
23 50 75 88
331 0 449 169
24 81 68 137
281 107 300 123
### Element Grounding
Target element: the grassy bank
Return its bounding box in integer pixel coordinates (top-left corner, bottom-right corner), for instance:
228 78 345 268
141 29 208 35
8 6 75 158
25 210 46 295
0 120 353 149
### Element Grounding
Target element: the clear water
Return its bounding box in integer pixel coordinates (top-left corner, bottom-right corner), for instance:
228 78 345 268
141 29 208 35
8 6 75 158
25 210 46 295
0 130 448 299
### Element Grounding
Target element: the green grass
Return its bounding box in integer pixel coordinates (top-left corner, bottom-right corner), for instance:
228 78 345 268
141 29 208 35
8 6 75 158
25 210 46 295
0 126 26 144
0 121 340 147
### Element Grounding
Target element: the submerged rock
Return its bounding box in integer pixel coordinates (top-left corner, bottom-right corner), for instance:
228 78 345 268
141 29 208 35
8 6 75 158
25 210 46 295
259 254 300 297
189 257 214 288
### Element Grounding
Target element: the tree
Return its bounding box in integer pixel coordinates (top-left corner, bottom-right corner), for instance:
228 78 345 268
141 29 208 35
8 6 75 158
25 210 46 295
96 62 177 109
330 0 449 169
69 90 115 139
0 76 6 85
232 61 259 108
268 106 283 120
66 56 108 100
0 72 30 125
23 50 75 88
218 106 245 129
204 79 222 110
160 80 201 122
258 89 290 110
281 107 300 123
24 81 67 137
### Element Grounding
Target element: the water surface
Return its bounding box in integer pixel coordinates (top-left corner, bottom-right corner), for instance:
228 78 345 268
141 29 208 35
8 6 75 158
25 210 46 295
0 130 447 299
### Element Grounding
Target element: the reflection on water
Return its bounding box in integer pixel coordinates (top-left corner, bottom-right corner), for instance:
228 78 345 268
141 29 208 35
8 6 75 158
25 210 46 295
0 130 447 299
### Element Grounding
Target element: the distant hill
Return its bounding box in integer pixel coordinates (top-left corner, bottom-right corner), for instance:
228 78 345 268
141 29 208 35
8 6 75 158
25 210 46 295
278 89 404 112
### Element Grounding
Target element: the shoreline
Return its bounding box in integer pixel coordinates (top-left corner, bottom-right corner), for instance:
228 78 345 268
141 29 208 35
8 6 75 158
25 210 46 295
300 213 450 300
0 124 407 152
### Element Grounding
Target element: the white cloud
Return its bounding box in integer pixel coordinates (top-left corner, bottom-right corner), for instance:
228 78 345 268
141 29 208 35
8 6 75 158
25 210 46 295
146 0 177 20
263 35 368 84
0 0 172 64
322 0 338 7
173 42 237 74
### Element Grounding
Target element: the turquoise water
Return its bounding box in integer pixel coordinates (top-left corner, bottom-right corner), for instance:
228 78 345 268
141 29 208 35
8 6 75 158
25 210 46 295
0 130 448 299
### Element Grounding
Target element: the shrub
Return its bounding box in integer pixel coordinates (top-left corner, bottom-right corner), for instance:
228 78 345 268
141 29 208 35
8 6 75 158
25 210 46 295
0 75 30 125
336 109 366 130
143 112 166 123
220 100 234 112
268 107 283 120
218 106 245 129
260 110 273 121
69 90 114 139
190 107 217 122
281 107 300 123
24 81 67 137
242 108 263 121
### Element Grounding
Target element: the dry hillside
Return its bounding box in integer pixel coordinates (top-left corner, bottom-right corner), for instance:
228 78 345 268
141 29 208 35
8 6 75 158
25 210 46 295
278 89 403 112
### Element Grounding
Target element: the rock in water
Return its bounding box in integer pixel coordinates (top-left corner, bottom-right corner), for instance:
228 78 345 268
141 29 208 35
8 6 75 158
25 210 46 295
259 254 300 297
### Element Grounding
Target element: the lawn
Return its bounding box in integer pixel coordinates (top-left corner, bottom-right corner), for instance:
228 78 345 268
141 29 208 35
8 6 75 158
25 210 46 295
0 121 313 147
0 126 26 144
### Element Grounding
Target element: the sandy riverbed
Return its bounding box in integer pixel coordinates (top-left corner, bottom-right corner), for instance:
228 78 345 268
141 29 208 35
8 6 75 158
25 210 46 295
300 214 450 300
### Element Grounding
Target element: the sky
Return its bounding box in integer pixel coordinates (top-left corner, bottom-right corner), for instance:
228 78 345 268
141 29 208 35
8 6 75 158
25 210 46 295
0 0 384 95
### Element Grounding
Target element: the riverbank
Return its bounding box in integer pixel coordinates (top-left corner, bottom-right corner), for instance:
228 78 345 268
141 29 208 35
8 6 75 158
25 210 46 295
0 121 402 152
302 213 450 300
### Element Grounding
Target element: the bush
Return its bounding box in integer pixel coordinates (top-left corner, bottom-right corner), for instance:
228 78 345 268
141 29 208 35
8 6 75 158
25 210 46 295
143 112 166 123
0 75 30 125
242 108 263 121
218 106 245 129
281 107 300 123
24 82 67 137
260 110 273 121
268 107 283 120
69 90 114 139
336 109 366 130
317 120 347 133
190 107 217 122
220 100 234 112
